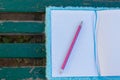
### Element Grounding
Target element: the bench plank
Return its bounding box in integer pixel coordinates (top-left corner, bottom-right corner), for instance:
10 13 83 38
0 66 45 79
0 43 45 58
0 21 44 33
0 0 119 12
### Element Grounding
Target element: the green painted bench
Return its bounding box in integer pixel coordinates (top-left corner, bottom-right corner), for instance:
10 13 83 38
0 0 119 80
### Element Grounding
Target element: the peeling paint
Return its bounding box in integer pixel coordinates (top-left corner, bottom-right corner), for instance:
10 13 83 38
29 67 35 73
1 78 6 80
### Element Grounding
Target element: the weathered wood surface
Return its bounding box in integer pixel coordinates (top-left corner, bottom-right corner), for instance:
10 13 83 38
0 0 119 79
0 67 45 80
0 0 119 12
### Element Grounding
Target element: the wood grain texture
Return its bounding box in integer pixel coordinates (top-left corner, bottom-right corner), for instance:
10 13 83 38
0 34 45 43
0 58 46 66
0 12 44 21
0 0 119 79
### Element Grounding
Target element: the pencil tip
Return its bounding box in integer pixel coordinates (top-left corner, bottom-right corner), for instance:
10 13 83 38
59 69 63 74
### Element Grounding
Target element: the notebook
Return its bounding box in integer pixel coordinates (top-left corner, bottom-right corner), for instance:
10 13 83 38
46 7 120 80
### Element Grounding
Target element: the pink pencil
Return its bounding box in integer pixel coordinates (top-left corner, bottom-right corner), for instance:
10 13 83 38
60 21 83 73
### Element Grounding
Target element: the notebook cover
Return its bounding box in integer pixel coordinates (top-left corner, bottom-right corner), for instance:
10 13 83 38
45 7 120 80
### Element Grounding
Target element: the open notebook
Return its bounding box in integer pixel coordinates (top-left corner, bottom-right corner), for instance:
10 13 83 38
46 7 120 79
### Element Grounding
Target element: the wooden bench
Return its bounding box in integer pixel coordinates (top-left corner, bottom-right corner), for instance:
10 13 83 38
0 0 119 80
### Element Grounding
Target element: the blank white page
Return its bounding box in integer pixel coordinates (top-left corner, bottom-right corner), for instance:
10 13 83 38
51 10 98 77
97 10 120 76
